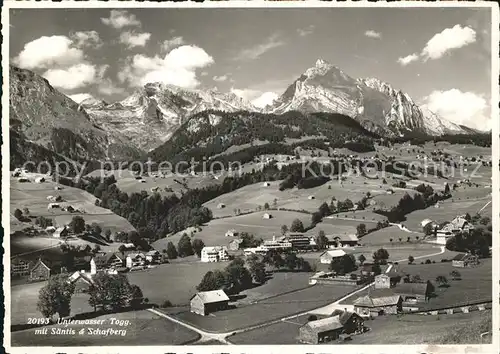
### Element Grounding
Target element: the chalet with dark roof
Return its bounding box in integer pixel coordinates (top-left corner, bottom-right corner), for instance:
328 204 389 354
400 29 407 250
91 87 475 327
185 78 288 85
452 253 479 268
29 259 62 281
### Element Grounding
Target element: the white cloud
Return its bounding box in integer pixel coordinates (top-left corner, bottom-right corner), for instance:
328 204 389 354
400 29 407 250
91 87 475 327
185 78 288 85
101 10 141 29
422 25 476 60
230 88 260 101
397 53 419 66
43 63 99 90
120 31 151 48
234 34 285 61
14 35 84 69
252 92 279 109
68 93 94 104
119 45 214 88
70 31 102 48
398 24 477 66
201 71 209 77
297 25 315 37
161 36 185 52
365 30 381 39
98 79 126 96
231 88 278 108
422 89 490 131
213 75 228 82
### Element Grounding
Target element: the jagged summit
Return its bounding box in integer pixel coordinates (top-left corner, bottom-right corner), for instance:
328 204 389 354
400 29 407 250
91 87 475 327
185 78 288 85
268 61 468 137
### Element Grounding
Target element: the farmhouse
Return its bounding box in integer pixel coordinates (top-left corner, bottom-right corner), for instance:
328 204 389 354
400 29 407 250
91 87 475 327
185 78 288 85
92 253 125 271
30 259 61 282
374 274 391 289
452 253 479 268
298 316 344 344
201 246 229 263
319 248 356 264
337 310 365 334
146 250 161 264
68 271 95 293
244 246 269 256
11 258 33 277
353 295 402 317
263 182 270 187
35 176 46 183
331 234 359 247
420 219 433 228
228 238 244 251
225 229 239 237
262 236 292 252
217 203 226 209
53 226 69 238
262 212 272 219
126 253 146 268
393 282 431 303
47 203 61 210
45 226 56 233
190 290 230 316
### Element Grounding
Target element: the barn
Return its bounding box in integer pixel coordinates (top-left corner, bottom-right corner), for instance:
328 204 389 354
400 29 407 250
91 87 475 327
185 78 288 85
298 316 344 344
190 290 230 316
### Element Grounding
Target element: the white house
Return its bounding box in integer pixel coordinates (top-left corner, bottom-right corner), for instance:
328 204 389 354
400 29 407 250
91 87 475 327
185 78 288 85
45 226 56 233
35 177 46 183
201 246 229 263
225 229 239 237
47 203 61 210
262 213 272 219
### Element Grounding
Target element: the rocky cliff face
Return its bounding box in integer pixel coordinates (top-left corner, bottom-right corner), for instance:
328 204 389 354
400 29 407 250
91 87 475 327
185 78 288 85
83 83 258 151
9 66 144 161
268 59 468 136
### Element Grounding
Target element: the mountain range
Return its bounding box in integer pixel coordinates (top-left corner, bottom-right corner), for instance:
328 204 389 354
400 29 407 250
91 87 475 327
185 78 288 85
9 59 478 165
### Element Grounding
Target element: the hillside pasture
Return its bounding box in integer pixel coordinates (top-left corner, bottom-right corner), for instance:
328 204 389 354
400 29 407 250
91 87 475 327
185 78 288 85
170 283 355 332
154 210 314 248
10 176 135 232
229 309 490 345
358 226 425 246
305 219 360 238
203 175 413 218
114 172 225 198
404 199 492 231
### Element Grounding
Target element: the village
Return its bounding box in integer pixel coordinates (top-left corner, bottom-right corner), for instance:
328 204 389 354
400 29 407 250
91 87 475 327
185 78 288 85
9 139 493 345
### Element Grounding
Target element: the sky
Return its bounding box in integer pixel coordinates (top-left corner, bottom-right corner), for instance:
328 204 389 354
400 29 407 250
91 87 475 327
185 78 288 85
9 7 493 130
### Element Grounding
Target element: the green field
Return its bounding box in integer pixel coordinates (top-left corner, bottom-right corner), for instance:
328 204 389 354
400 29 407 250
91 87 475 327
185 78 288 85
11 282 96 326
229 309 491 345
203 176 414 218
11 310 199 346
154 210 314 249
114 172 225 198
169 283 355 332
126 261 229 306
359 226 425 246
10 176 135 234
404 198 492 231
